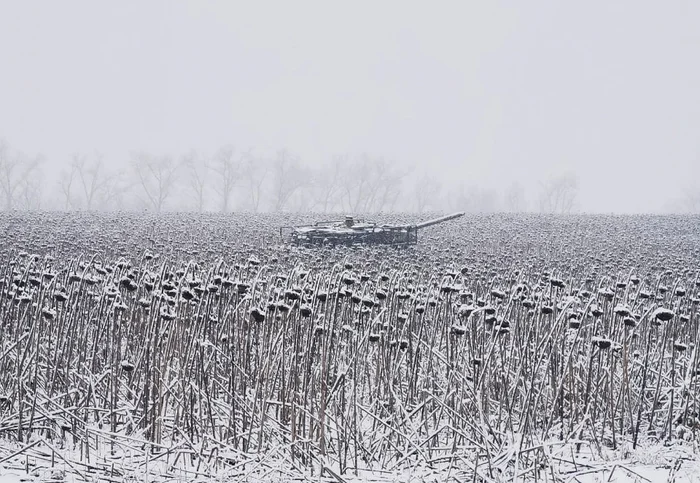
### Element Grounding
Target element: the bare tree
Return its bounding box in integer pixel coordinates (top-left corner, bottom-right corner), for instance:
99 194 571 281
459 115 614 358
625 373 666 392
369 158 410 212
339 154 408 213
59 162 79 210
130 152 181 212
505 181 527 213
289 185 315 212
0 141 43 210
19 171 44 210
241 152 269 213
270 149 309 212
58 153 127 211
183 150 209 212
313 155 346 213
97 171 130 211
414 172 442 213
73 153 122 210
340 154 373 213
210 145 241 212
538 173 578 214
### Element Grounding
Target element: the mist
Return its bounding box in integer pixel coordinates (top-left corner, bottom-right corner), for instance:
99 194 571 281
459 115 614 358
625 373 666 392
1 1 699 214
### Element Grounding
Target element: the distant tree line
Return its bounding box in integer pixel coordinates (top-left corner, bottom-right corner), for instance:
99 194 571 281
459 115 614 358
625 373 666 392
0 138 588 214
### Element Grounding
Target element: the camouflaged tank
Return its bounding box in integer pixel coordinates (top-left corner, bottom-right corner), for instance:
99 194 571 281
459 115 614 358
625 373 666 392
281 212 464 246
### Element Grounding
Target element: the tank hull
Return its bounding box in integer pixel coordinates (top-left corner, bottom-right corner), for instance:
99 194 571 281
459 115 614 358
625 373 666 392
281 212 463 246
282 224 418 246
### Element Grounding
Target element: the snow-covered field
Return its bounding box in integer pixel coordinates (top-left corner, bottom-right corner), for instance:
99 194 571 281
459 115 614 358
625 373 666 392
1 439 699 482
1 212 699 482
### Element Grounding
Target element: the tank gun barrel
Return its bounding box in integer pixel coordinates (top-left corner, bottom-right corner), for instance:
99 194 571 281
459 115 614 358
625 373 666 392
414 212 465 230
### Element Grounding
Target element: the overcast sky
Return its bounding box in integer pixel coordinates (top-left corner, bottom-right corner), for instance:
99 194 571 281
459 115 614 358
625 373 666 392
1 1 699 213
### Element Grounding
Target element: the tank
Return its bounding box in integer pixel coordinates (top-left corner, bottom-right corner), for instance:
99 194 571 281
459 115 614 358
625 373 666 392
280 212 464 246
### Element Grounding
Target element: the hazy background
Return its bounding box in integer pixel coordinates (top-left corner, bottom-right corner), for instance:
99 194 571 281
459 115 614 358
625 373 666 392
0 0 699 213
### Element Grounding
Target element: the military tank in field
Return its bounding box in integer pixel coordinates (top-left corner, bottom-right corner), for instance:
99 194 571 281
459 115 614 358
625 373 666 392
280 212 464 246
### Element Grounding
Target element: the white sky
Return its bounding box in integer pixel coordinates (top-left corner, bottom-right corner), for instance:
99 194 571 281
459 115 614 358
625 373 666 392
1 0 699 213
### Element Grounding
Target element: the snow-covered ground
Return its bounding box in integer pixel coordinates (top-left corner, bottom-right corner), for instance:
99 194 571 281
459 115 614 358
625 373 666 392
1 439 699 482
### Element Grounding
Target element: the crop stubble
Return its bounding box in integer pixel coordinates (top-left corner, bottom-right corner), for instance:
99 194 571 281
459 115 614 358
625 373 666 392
0 212 699 481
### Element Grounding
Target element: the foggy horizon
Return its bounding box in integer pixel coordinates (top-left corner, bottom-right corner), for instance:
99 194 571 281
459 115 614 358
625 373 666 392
1 1 699 214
